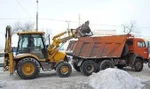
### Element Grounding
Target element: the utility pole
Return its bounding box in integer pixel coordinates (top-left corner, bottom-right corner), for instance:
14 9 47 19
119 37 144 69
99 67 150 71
66 21 71 30
66 21 71 35
36 0 39 31
78 14 80 26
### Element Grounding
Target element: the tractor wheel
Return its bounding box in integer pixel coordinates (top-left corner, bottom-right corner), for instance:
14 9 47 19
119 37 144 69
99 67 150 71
100 60 114 70
80 60 96 76
72 62 80 72
56 62 72 77
134 58 143 72
17 58 40 79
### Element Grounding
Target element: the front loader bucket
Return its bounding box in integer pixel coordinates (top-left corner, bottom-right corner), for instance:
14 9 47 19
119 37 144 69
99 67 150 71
73 21 93 37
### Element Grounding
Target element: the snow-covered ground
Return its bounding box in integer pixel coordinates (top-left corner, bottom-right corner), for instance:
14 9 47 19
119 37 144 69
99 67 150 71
0 60 150 89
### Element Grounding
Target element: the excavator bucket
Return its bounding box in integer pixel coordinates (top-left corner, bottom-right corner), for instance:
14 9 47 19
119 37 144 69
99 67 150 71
72 21 93 37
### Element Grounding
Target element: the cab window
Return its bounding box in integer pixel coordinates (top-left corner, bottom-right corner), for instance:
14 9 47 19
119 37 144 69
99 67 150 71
31 35 44 49
138 41 146 47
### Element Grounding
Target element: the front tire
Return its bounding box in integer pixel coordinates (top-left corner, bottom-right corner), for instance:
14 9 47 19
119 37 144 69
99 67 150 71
56 62 72 77
80 60 96 76
17 58 40 79
134 58 143 72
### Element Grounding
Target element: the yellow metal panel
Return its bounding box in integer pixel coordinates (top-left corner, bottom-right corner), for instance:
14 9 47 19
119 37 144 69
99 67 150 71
8 52 14 74
17 31 45 35
14 53 46 62
53 51 66 63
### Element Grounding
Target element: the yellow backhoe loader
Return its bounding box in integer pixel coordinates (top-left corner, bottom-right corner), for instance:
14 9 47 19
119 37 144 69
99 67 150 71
4 21 92 79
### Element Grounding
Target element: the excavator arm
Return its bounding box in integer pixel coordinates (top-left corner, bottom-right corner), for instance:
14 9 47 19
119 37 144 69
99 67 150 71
4 26 14 74
47 21 93 61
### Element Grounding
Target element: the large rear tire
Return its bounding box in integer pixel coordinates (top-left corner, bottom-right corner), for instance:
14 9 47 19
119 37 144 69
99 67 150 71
100 60 114 70
17 58 40 79
56 62 72 77
134 58 143 72
80 60 96 76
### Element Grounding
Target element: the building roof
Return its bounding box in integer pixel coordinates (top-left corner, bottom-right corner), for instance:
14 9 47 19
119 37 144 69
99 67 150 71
93 30 116 36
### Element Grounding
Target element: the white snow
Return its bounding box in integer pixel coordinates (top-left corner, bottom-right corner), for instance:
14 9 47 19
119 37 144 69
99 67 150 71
0 81 6 88
89 68 144 89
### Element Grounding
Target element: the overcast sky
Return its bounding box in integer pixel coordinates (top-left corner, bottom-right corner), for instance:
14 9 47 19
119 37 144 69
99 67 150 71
0 0 150 47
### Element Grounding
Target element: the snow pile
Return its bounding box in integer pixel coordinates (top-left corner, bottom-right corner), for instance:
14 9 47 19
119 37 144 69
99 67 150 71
0 81 6 88
89 68 144 89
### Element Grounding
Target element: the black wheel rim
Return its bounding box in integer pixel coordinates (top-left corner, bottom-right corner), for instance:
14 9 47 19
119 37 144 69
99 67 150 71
135 61 142 70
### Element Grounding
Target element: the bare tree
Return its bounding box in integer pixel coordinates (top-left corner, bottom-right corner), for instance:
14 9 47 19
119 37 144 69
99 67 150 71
12 21 34 34
41 28 52 44
121 21 140 36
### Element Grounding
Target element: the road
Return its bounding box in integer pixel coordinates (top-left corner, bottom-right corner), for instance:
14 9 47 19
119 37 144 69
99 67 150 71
0 57 150 89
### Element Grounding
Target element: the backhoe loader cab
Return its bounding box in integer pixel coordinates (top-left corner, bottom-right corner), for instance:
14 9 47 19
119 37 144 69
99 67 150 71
4 21 92 79
17 32 46 59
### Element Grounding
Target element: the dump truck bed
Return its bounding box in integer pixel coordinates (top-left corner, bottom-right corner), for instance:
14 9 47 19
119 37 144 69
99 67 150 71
69 35 130 59
66 40 77 52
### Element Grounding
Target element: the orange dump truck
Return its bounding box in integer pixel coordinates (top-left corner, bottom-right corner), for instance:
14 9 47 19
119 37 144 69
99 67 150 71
66 34 149 76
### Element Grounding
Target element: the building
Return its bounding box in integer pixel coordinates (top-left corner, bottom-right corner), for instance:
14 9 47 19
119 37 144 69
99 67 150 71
92 30 116 36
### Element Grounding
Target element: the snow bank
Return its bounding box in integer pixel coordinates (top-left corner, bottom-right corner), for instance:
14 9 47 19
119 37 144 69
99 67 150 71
89 68 144 89
0 81 6 88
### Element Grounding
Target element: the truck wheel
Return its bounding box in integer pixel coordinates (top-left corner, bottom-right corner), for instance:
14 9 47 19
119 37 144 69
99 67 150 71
121 44 129 57
100 60 114 70
72 62 80 72
116 65 124 69
56 62 72 77
17 58 40 79
80 60 96 76
134 58 143 72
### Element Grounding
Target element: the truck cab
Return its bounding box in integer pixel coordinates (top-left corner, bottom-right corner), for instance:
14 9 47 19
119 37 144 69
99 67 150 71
127 38 149 61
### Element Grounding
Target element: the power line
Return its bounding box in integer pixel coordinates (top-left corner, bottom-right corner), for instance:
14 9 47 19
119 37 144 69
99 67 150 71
1 17 150 28
39 18 67 22
15 0 31 18
0 17 34 20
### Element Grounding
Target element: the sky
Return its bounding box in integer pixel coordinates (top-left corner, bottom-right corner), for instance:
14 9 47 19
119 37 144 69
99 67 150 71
0 0 150 48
